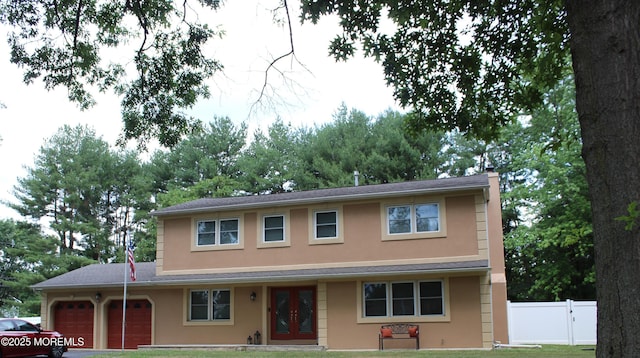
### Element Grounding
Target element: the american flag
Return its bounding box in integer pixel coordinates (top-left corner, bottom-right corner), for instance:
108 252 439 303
127 242 136 281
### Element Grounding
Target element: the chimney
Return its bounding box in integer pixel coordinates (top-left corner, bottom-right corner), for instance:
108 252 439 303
354 170 360 187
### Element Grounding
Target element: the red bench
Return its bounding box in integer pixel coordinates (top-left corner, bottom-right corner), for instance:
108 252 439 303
379 323 420 350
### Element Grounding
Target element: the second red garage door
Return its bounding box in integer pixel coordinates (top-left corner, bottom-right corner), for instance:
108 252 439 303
107 299 152 349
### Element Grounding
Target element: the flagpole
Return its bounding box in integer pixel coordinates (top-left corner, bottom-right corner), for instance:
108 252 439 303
121 232 129 352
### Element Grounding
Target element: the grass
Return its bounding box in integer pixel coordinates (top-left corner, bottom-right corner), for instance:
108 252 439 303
89 345 595 358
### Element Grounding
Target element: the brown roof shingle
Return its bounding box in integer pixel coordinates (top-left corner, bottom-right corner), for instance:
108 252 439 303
31 260 489 290
151 174 490 216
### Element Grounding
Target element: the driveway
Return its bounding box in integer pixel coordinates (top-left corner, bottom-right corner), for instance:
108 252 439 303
63 349 117 357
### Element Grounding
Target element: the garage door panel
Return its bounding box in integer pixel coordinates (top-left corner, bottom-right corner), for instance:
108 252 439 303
54 301 94 348
107 299 152 349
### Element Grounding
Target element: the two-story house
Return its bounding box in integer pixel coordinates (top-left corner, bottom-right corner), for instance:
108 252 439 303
32 172 508 350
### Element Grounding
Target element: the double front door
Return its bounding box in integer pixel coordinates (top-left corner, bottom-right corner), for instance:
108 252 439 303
270 286 316 340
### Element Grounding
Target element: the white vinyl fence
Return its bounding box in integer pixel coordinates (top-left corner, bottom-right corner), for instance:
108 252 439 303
507 300 597 345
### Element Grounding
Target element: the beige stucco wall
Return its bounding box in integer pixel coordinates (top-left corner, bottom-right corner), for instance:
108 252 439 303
324 276 483 349
159 194 481 274
153 286 263 345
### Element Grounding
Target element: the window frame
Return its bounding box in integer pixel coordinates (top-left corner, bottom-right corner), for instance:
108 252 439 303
211 289 231 320
419 281 445 316
387 205 412 234
359 279 449 323
415 203 440 233
314 210 338 239
391 281 417 316
263 214 286 243
308 206 344 245
186 288 234 325
196 219 217 246
363 282 388 317
192 215 243 251
188 289 210 321
218 218 240 245
381 198 447 241
257 210 291 248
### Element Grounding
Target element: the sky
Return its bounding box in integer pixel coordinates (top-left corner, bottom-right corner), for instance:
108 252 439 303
0 1 401 220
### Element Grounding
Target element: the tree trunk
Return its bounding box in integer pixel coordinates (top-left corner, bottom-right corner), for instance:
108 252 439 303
565 0 640 356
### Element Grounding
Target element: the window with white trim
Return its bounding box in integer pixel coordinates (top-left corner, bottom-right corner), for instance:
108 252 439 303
263 215 285 242
387 203 440 235
416 204 439 232
219 219 239 244
189 289 231 321
196 218 239 246
189 290 209 320
392 282 415 316
388 206 411 234
363 283 387 317
315 210 338 239
419 281 444 315
363 280 444 317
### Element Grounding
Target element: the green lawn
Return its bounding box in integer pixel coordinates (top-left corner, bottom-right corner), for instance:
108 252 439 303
90 345 595 358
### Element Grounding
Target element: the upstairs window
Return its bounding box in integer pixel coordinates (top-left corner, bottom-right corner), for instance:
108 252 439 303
416 204 439 232
219 219 239 245
308 207 344 245
264 215 285 242
197 220 216 245
315 210 338 239
388 206 412 234
196 218 239 246
387 203 440 235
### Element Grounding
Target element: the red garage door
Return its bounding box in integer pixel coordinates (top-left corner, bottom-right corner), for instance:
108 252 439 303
54 301 94 348
107 299 152 349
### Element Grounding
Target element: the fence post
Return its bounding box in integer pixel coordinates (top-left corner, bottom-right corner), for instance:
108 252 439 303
506 300 513 345
566 299 574 345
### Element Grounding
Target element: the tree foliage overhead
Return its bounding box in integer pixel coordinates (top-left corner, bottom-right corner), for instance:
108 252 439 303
300 0 568 140
0 0 223 147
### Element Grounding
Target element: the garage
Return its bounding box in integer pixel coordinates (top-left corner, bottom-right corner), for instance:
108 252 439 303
54 301 94 348
107 299 152 349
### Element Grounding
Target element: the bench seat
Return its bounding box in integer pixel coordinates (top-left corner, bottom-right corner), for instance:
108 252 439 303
378 323 419 350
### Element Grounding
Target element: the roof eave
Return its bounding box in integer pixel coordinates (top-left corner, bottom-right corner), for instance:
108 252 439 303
151 184 489 217
31 266 490 291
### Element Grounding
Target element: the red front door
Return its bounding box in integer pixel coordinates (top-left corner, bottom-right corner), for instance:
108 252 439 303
270 287 316 340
